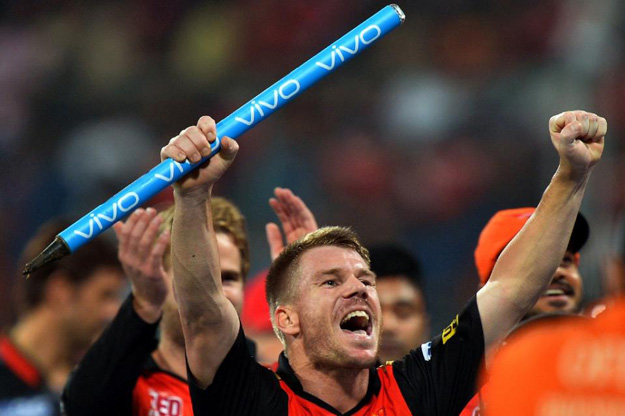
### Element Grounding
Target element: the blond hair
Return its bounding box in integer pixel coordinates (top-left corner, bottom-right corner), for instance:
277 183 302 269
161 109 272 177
265 226 369 344
159 197 250 278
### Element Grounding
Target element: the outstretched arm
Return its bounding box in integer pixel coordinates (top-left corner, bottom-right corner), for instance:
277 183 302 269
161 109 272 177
477 111 606 355
160 116 240 388
266 187 319 261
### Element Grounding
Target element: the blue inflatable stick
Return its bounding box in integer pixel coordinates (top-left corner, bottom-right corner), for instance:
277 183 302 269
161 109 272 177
24 4 405 275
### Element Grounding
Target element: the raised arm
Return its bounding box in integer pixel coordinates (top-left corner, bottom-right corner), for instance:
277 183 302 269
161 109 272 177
266 187 319 261
160 116 240 388
477 111 606 354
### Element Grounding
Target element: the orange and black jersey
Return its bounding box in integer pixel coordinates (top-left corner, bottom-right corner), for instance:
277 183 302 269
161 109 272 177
62 295 257 416
189 296 484 416
132 357 193 416
0 336 60 416
62 295 161 416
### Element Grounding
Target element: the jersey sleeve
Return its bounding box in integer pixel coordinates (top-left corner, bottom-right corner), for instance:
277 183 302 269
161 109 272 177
61 294 160 416
392 295 485 416
188 326 287 416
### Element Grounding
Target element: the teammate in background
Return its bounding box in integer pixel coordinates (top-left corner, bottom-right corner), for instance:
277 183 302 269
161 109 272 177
484 298 625 415
475 207 589 318
460 206 589 416
1 219 125 416
61 198 249 416
368 244 430 364
164 110 606 415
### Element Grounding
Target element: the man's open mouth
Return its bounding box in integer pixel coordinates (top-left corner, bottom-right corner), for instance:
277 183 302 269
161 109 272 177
340 310 372 336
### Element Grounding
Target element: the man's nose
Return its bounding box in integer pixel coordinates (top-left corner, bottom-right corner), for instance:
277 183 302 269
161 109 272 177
343 275 368 299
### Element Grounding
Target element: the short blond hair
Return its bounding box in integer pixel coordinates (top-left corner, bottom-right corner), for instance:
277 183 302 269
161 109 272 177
159 197 250 278
265 226 370 344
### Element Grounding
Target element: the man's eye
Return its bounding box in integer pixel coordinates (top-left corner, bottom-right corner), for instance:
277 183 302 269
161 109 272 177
360 278 374 286
222 272 240 282
322 280 337 287
561 255 575 266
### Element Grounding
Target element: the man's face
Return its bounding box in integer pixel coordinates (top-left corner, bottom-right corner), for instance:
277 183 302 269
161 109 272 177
528 251 583 317
63 267 126 351
216 232 245 314
162 231 244 345
292 246 381 368
377 276 428 363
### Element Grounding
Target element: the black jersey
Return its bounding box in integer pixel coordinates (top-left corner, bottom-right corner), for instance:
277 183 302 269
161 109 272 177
61 295 161 415
62 294 256 416
0 336 60 416
189 296 484 416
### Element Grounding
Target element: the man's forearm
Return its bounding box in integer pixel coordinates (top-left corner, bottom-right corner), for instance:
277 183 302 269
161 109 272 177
477 169 591 351
171 189 225 324
489 169 589 310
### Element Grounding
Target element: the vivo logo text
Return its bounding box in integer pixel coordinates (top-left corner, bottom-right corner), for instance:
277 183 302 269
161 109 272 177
315 25 382 71
235 79 301 126
74 192 140 239
154 159 186 183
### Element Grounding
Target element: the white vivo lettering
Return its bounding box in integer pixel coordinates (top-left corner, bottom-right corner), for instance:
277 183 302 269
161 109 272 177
74 220 95 239
235 80 301 127
97 203 118 223
279 80 300 99
253 101 264 117
118 192 140 212
154 160 185 182
235 106 255 126
91 213 103 229
74 192 141 240
315 25 381 71
258 91 279 111
334 45 345 61
315 51 338 71
360 25 381 44
339 36 360 54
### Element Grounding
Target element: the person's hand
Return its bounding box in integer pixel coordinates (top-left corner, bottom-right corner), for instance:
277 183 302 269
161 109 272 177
549 111 607 180
160 116 239 196
266 187 318 261
113 207 171 323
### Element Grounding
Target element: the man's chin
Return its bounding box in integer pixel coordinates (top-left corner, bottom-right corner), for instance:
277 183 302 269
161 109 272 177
338 347 378 368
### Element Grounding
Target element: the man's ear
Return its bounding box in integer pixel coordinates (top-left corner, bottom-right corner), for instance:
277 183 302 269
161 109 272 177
275 305 300 337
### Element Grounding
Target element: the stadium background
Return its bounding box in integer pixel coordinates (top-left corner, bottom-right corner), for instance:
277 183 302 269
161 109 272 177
1 0 624 333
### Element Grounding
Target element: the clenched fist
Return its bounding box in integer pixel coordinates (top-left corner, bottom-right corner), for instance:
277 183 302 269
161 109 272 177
549 111 607 179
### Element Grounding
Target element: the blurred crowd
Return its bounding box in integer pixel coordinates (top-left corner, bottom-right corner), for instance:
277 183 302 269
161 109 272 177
1 0 625 333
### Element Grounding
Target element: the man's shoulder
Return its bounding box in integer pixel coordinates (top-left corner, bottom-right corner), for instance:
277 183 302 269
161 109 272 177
0 362 58 416
0 337 47 399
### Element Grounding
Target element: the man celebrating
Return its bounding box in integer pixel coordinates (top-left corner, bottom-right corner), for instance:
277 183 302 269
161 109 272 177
162 110 606 415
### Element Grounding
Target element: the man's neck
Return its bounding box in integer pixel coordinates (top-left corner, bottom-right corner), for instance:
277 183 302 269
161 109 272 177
289 353 370 413
154 332 187 380
10 309 74 393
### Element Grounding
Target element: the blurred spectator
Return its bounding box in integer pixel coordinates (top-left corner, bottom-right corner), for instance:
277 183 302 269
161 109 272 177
475 207 589 318
461 207 590 415
0 218 125 416
369 244 430 364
